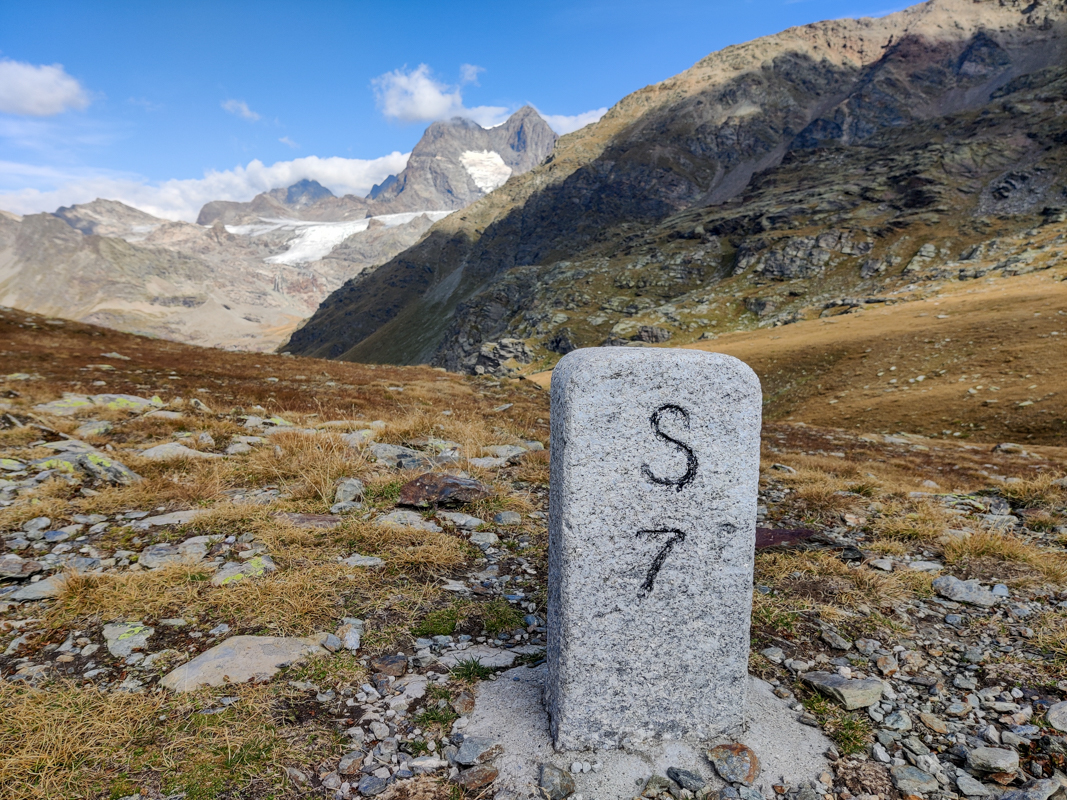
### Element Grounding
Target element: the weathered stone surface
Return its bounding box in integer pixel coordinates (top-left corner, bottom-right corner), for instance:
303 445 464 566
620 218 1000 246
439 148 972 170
0 554 44 579
707 743 760 785
453 764 499 789
801 672 883 710
890 765 939 794
999 780 1063 800
454 737 503 765
957 774 992 796
211 555 276 586
547 349 761 749
103 622 154 657
933 575 998 607
1046 700 1067 732
369 443 433 470
968 747 1019 774
160 634 327 691
32 451 142 485
334 477 365 503
398 472 490 507
375 509 442 532
272 512 341 529
138 540 207 569
539 764 576 800
437 511 485 529
369 654 407 677
667 767 706 791
136 510 206 527
10 573 67 601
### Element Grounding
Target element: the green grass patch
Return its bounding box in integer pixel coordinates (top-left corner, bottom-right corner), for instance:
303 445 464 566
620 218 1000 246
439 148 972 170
450 657 496 682
480 598 523 635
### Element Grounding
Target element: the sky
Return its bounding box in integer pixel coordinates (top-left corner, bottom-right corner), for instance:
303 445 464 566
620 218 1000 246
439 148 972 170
0 0 909 221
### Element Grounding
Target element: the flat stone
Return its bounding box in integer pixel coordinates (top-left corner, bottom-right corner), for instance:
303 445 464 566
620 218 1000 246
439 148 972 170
375 510 442 532
998 779 1063 800
369 443 433 470
890 765 939 794
103 622 154 657
453 764 499 790
341 554 384 568
455 737 503 765
539 764 576 800
369 654 407 677
494 511 522 525
160 634 327 691
469 457 507 469
437 644 518 669
140 442 222 461
547 348 760 749
32 451 142 485
409 756 449 774
1046 700 1067 732
10 573 67 601
225 442 252 455
967 747 1019 774
74 420 113 437
918 713 949 734
34 394 95 416
957 774 992 796
272 512 341 529
485 445 527 459
821 629 852 650
667 766 706 791
437 511 485 530
136 510 207 527
883 710 912 731
211 555 276 586
356 774 388 796
470 529 500 547
336 618 363 651
398 472 490 507
800 672 883 710
0 554 44 579
933 575 997 607
707 743 760 786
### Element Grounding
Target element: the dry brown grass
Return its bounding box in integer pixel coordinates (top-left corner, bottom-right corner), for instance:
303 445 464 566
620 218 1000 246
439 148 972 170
0 495 71 532
0 680 164 800
1034 611 1067 662
756 551 912 608
998 473 1067 510
512 448 550 485
248 430 364 505
869 499 956 543
942 530 1067 584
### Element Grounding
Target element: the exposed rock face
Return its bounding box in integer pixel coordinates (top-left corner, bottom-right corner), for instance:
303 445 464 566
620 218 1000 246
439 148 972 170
284 0 1067 369
0 108 556 352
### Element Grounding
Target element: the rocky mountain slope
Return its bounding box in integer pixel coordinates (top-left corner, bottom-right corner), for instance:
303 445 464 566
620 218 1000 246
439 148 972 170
284 0 1067 371
0 108 557 352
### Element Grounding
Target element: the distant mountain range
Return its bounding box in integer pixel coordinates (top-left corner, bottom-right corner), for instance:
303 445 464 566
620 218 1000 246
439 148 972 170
0 107 557 350
284 0 1067 372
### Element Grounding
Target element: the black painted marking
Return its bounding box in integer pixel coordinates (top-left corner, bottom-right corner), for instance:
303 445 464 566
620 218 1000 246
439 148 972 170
641 404 697 492
635 528 687 599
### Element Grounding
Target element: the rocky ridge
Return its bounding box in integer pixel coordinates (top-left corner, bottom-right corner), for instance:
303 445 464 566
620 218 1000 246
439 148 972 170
283 0 1067 371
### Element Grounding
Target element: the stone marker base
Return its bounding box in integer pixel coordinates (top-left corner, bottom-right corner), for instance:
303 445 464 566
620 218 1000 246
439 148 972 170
462 665 832 800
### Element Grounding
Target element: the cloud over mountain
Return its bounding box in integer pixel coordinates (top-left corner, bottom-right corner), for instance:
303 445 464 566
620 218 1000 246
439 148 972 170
0 59 90 116
0 152 409 221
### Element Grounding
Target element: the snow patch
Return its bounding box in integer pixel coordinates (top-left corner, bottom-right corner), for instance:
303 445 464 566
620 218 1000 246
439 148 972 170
460 150 512 193
226 211 452 266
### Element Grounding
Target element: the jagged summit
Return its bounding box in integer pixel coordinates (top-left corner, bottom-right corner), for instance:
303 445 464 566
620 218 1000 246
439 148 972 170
283 179 334 206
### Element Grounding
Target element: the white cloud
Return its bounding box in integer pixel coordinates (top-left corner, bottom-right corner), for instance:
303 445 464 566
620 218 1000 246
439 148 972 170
372 64 509 128
279 136 299 149
0 58 90 116
539 107 608 135
459 63 484 84
0 152 410 222
222 99 260 121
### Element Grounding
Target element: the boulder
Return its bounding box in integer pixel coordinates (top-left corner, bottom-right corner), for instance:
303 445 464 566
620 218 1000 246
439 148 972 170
398 473 490 508
933 575 998 607
800 671 883 710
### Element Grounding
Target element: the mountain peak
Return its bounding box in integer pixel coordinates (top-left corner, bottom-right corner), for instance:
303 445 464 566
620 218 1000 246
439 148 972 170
285 179 334 206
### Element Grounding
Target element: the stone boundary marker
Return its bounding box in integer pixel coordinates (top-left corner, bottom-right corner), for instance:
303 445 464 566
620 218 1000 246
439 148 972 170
547 348 761 750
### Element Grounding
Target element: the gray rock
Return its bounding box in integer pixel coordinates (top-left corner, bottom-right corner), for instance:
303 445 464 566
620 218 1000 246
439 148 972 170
341 554 385 568
1046 700 1067 732
336 618 363 651
23 517 52 534
334 477 365 504
136 510 206 527
933 575 998 607
801 672 883 710
10 573 67 601
890 765 939 794
821 629 852 650
369 443 432 470
883 710 913 731
493 511 522 525
437 511 485 530
547 349 760 749
957 774 992 796
469 529 500 547
74 420 113 437
707 743 760 785
998 780 1063 800
103 622 154 657
454 737 502 765
667 767 706 791
138 540 207 569
375 510 441 532
967 747 1019 774
211 555 276 586
0 554 44 579
356 774 388 796
538 764 576 800
160 634 328 691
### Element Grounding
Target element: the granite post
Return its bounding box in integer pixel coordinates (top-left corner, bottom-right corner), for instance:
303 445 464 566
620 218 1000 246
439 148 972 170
546 348 761 750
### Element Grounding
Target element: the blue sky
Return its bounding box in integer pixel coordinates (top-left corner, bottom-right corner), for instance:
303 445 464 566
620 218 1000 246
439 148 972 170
0 0 907 220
